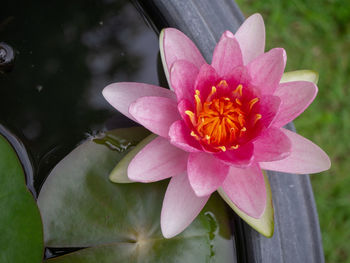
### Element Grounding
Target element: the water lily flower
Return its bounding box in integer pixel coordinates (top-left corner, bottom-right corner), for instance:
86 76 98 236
103 14 330 238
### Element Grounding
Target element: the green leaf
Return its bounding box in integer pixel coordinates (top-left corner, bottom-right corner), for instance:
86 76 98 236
217 171 274 238
281 70 319 84
109 134 157 183
38 127 234 263
0 134 43 263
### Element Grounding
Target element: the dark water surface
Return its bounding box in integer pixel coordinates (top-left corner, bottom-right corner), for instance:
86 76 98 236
0 0 159 193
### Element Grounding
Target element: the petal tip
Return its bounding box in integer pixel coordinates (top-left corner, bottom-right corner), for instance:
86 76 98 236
128 100 137 116
275 47 286 57
250 13 264 22
160 207 182 239
126 166 141 182
242 13 265 27
321 153 331 172
253 202 266 219
224 30 234 39
188 175 219 197
127 153 148 183
239 194 267 219
160 222 177 239
192 187 212 198
102 83 114 100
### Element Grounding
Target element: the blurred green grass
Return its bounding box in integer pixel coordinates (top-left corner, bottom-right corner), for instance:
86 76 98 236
236 0 350 261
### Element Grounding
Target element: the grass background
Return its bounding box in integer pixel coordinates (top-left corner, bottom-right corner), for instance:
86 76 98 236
235 0 350 261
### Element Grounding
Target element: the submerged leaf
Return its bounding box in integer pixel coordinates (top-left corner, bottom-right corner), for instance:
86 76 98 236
38 128 234 262
0 134 43 263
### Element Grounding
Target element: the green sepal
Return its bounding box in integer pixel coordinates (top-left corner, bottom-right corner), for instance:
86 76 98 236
109 134 157 184
217 171 274 238
281 70 319 84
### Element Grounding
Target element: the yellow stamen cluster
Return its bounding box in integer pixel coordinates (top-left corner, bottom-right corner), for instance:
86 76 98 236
185 81 262 152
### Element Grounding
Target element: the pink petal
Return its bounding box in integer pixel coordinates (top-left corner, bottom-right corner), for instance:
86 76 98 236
248 48 286 95
259 128 331 174
273 81 318 127
235 13 266 65
211 31 243 78
177 99 195 126
215 143 254 167
221 162 266 218
169 120 202 152
225 66 252 89
102 82 176 122
161 173 210 238
129 96 180 137
170 60 199 101
188 152 229 197
160 28 206 85
128 136 188 182
257 95 281 129
253 127 291 162
194 64 220 100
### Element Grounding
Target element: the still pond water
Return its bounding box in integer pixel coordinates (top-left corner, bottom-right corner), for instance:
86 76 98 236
1 0 160 194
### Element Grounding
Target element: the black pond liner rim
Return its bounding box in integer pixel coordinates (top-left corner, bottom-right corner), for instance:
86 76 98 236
135 0 325 262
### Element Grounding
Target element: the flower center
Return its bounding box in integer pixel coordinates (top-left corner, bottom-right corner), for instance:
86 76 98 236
185 80 262 152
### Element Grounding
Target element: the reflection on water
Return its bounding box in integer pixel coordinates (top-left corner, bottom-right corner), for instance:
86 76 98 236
0 0 159 191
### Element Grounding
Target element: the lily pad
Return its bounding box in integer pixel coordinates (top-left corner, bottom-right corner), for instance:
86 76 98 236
38 127 234 263
281 70 319 84
0 133 43 263
218 171 274 238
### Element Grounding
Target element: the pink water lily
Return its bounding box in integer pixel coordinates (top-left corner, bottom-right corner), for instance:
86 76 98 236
103 14 330 238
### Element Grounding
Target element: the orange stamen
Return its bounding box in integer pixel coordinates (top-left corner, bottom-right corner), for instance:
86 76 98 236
185 110 196 125
233 84 243 96
235 98 242 106
239 127 247 137
217 146 227 152
188 81 261 152
194 90 202 113
254 114 262 125
206 86 217 102
190 131 199 139
248 98 259 111
218 80 228 88
238 114 245 126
